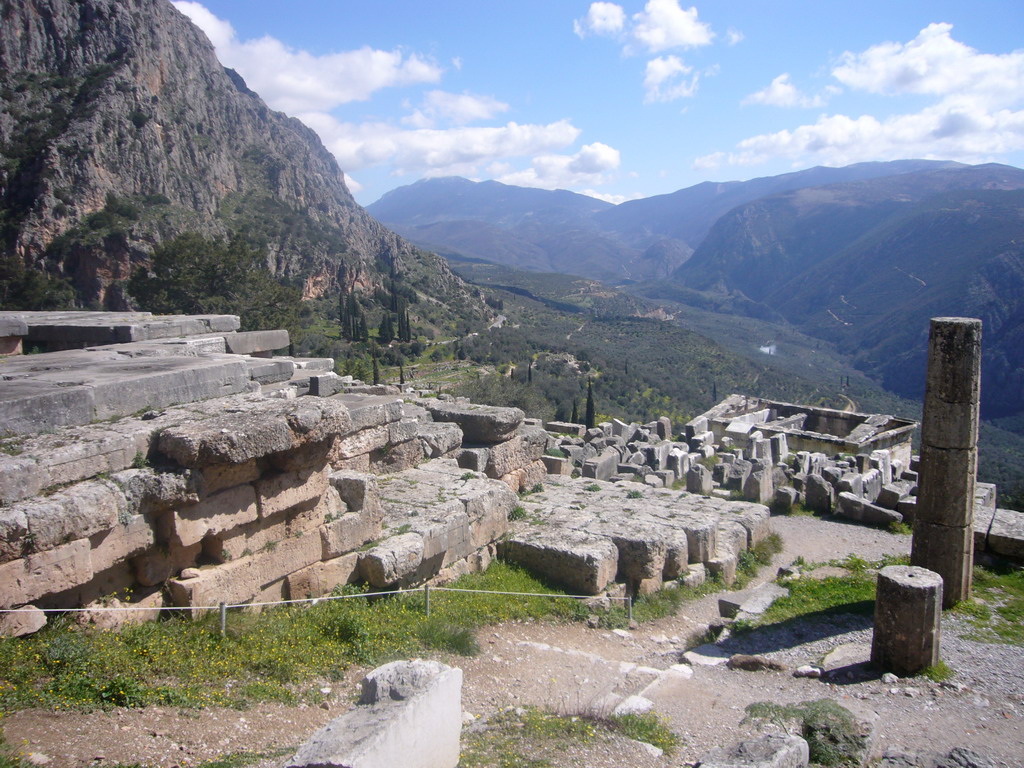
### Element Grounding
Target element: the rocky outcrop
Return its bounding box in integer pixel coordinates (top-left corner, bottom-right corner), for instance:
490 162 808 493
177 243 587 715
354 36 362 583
0 0 479 316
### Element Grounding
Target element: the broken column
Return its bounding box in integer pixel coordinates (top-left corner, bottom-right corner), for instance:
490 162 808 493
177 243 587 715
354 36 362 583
871 565 942 676
911 317 981 608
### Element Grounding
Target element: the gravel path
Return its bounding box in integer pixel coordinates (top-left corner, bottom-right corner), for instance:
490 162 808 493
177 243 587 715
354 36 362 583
7 514 1024 767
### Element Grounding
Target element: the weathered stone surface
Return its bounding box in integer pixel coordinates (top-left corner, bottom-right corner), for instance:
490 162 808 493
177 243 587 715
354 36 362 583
872 565 942 676
699 734 809 768
485 428 547 478
743 468 774 504
330 471 382 517
546 421 585 437
687 464 713 495
983 508 1024 560
159 399 351 468
804 473 834 514
173 485 260 547
0 605 47 637
223 330 289 355
837 492 902 527
424 401 523 444
500 529 619 595
287 553 361 599
360 533 425 587
417 421 463 458
287 660 462 768
0 539 93 608
254 467 328 519
583 449 619 481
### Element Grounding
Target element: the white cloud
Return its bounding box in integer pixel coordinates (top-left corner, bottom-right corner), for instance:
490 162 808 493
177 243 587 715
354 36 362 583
403 91 510 128
698 24 1024 171
581 189 632 204
300 113 583 177
742 73 827 108
726 28 744 46
631 0 713 53
342 173 363 194
574 2 626 38
496 142 621 189
173 1 442 113
643 55 699 103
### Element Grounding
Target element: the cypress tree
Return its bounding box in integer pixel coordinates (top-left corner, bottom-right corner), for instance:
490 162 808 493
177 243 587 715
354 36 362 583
570 399 579 424
372 345 380 385
527 359 533 383
585 379 596 429
399 362 406 385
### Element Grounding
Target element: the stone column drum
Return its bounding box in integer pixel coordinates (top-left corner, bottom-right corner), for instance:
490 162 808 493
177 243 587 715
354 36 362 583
911 317 981 608
871 565 942 676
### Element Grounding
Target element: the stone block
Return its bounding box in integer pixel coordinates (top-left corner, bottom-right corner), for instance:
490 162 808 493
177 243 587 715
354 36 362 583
330 471 383 518
223 329 289 355
0 539 93 608
418 422 463 458
910 521 973 608
0 456 48 506
485 429 546 478
371 439 424 473
0 604 47 637
985 508 1024 560
742 468 773 504
896 497 918 523
686 464 713 495
167 532 322 608
455 447 490 472
255 467 328 518
583 449 619 481
545 421 585 436
498 460 546 493
360 533 425 588
286 660 462 768
245 358 295 384
11 479 127 557
837 472 863 497
541 455 572 475
698 734 809 768
88 514 155 574
331 424 390 461
499 529 618 595
195 460 261 496
308 373 344 397
804 473 834 514
174 484 259 547
424 402 523 444
837 492 902 527
321 511 383 559
286 553 361 599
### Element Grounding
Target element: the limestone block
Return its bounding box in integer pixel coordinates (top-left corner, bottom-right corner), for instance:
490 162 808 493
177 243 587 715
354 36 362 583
112 468 199 514
159 399 352 468
871 565 942 676
331 454 370 473
9 479 127 558
191 460 262 497
360 533 425 587
341 395 404 431
321 511 384 559
216 515 290 563
89 514 155 574
870 450 893 485
654 469 675 486
0 456 47 506
245 358 295 384
372 439 424 473
686 464 713 495
546 421 585 437
174 484 259 547
167 532 323 608
332 424 390 461
74 593 163 631
583 449 619 481
0 605 47 637
287 553 361 599
286 660 462 768
132 540 201 587
417 422 464 458
910 521 973 608
876 481 913 510
861 468 883 503
897 498 918 523
485 429 547 478
837 472 864 497
424 402 523 444
0 506 29 563
837 492 902 527
455 447 490 472
500 460 547 493
0 539 92 608
224 329 290 355
915 446 977 527
985 508 1024 560
742 469 774 504
255 467 328 518
610 531 667 583
685 416 708 440
499 529 618 595
804 473 834 514
541 455 572 475
330 471 383 519
698 734 809 768
732 504 771 547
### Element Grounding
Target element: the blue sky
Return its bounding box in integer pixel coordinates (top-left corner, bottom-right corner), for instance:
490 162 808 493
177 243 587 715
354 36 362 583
173 1 1024 206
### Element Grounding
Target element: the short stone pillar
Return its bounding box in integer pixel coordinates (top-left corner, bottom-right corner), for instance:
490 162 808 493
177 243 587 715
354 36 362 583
871 565 942 676
911 317 981 608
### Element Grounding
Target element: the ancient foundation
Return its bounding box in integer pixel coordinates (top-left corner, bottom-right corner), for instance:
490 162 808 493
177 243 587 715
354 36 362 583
871 565 942 676
911 317 982 608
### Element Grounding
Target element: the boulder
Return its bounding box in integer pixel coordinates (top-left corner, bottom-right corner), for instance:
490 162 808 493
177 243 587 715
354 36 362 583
499 529 618 595
424 402 523 444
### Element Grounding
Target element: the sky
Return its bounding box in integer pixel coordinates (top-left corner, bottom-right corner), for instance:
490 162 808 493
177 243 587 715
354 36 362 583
171 0 1024 207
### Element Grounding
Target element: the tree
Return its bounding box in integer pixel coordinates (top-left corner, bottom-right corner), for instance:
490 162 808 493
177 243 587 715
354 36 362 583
0 255 76 310
128 233 300 331
378 312 395 344
371 344 380 385
570 399 579 424
585 379 596 429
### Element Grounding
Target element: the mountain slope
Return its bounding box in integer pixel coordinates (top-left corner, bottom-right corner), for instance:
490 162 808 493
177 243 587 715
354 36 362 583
0 0 478 320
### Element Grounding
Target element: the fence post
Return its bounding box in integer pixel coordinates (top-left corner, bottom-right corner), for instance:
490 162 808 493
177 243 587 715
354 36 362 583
424 585 431 616
219 602 227 636
627 596 633 623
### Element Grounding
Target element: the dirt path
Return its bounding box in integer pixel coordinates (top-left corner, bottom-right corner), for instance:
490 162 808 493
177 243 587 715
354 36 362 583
7 515 1023 767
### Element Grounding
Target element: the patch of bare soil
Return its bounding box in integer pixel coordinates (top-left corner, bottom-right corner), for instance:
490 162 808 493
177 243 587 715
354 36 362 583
6 514 1023 767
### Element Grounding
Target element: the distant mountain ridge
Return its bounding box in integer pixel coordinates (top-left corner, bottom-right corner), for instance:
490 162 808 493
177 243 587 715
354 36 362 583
369 160 968 283
0 0 478 318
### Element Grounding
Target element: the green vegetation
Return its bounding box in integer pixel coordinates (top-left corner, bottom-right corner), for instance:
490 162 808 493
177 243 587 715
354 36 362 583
745 699 867 767
952 563 1024 644
733 533 784 590
128 233 301 333
921 660 954 682
0 562 589 713
459 706 679 767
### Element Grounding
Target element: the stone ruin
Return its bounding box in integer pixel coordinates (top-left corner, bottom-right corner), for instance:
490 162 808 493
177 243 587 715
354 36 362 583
0 311 765 636
2 311 1022 639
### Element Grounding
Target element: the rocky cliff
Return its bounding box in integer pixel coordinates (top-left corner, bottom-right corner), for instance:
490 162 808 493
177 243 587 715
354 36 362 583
0 0 474 313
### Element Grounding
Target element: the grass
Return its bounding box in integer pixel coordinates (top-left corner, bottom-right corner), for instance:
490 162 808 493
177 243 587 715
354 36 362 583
459 706 679 767
732 532 784 590
920 660 954 682
0 562 587 713
952 563 1024 645
745 699 866 767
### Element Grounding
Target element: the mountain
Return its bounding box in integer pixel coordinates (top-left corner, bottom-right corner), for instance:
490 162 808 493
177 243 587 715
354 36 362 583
0 0 478 320
368 161 963 283
671 164 1024 418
